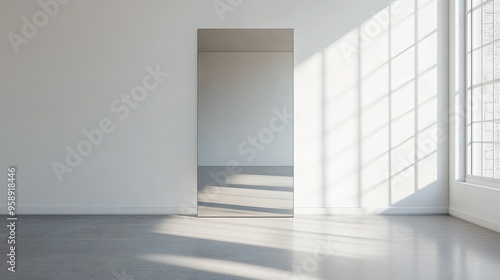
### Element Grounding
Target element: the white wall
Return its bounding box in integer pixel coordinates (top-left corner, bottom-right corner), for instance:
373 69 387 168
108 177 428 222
449 0 500 232
0 0 449 214
198 52 294 166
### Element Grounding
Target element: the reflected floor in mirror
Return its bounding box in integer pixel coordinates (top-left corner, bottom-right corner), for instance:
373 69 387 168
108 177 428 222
197 166 293 217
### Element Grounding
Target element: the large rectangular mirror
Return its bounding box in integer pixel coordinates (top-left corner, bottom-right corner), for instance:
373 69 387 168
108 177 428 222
197 29 294 217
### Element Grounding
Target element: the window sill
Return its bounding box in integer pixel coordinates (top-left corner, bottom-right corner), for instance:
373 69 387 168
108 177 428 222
459 177 500 190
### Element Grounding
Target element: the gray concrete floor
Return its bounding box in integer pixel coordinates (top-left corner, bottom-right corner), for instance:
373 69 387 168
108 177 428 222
1 215 500 280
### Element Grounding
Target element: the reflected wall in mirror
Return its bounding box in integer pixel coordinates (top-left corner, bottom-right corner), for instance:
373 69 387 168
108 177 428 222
197 29 294 217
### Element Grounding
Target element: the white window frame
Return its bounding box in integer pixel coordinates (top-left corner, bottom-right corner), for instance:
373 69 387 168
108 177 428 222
465 0 500 188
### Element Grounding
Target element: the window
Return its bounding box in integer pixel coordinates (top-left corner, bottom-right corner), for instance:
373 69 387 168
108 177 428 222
466 0 500 184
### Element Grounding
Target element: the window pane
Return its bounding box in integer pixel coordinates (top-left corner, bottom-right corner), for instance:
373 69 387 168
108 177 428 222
472 122 482 141
495 121 500 141
472 0 482 10
483 143 494 177
472 87 483 122
484 44 494 82
495 143 500 178
471 8 483 49
467 89 473 140
484 121 494 141
472 143 482 176
495 41 500 79
496 0 500 40
472 49 482 85
484 85 494 120
496 82 500 141
483 2 494 45
472 7 482 49
468 142 473 175
494 83 500 119
497 82 500 119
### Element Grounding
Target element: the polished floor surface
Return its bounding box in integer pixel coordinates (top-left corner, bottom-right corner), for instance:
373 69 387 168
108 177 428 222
1 215 500 280
198 166 293 217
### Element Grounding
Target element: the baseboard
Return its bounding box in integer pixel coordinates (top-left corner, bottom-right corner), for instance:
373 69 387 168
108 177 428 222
1 207 197 215
294 207 449 215
449 208 500 233
0 207 448 216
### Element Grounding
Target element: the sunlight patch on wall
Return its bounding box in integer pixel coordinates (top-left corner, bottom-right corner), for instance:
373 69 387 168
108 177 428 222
324 30 360 207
